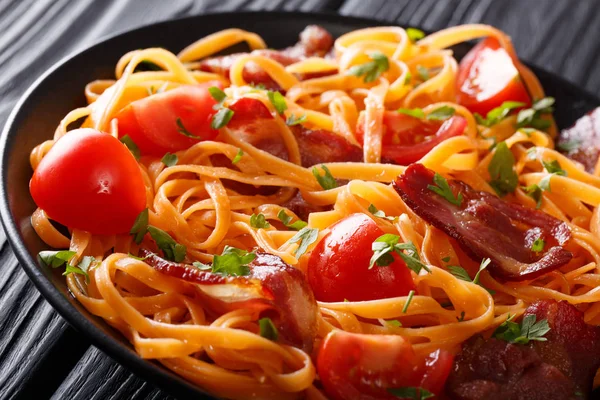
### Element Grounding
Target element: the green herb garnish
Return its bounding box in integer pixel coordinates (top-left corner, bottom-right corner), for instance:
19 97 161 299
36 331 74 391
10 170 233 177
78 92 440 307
488 141 518 196
161 153 178 167
130 208 149 244
267 90 287 114
312 164 337 190
258 317 279 341
493 313 550 344
232 148 243 164
427 173 463 206
120 135 140 160
286 227 319 258
286 113 307 126
147 226 186 262
369 234 430 274
347 51 390 83
249 213 270 229
277 210 307 230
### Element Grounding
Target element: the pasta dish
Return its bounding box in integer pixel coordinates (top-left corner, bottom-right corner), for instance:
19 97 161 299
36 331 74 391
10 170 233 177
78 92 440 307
27 23 600 399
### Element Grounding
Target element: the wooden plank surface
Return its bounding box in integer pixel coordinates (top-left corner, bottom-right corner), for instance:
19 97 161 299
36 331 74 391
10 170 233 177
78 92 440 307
0 0 599 399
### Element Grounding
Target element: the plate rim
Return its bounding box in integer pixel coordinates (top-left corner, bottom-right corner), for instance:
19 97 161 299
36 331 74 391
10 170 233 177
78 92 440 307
1 9 599 399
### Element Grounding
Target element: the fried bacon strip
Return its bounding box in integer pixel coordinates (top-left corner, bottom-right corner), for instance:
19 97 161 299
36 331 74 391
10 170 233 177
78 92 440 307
445 300 600 400
393 164 572 281
198 25 335 90
139 249 318 352
556 107 600 173
227 97 363 167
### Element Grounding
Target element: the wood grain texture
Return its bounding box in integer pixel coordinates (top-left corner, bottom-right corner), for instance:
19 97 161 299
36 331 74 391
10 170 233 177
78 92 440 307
0 0 599 399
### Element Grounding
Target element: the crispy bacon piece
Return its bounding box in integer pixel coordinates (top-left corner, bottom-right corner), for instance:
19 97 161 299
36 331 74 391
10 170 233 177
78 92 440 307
393 164 572 281
199 25 335 90
445 300 600 400
556 107 600 173
228 97 363 167
140 249 318 352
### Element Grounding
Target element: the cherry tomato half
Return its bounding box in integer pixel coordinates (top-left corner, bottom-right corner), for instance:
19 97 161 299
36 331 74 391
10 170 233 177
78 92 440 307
30 128 146 235
317 331 454 400
307 213 415 302
456 37 531 116
115 82 223 156
356 112 467 165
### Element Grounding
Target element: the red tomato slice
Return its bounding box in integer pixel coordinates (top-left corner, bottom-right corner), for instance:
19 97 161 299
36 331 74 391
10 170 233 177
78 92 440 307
356 112 467 165
115 82 223 156
307 213 415 302
317 331 454 400
456 37 531 116
30 128 147 235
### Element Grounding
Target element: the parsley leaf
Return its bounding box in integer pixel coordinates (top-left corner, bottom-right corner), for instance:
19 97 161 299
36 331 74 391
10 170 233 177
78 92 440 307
64 255 95 282
388 387 434 400
286 113 307 126
474 101 526 127
120 135 140 160
267 91 287 114
287 227 319 258
448 258 493 293
312 164 337 190
232 148 243 164
39 251 94 283
176 118 203 138
402 290 415 313
386 319 402 327
397 108 425 119
448 265 471 282
161 152 178 167
258 317 278 341
535 160 567 193
207 86 234 129
442 256 451 262
208 86 227 103
417 65 430 81
542 160 567 176
368 204 396 221
211 107 234 129
277 210 307 231
538 174 553 192
531 238 545 252
523 184 543 209
473 258 491 285
533 97 555 112
249 213 270 229
130 208 149 244
369 234 430 274
516 97 554 131
406 27 426 42
347 51 390 83
211 246 255 276
427 173 463 206
426 106 455 121
147 226 186 262
493 314 550 344
39 250 76 268
556 139 581 152
488 141 518 196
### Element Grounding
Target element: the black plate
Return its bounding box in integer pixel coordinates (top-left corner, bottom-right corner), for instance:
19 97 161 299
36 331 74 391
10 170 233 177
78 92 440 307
1 11 599 400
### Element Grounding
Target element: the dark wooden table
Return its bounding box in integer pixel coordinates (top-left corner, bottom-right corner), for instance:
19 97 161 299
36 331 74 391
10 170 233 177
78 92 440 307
1 0 600 399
